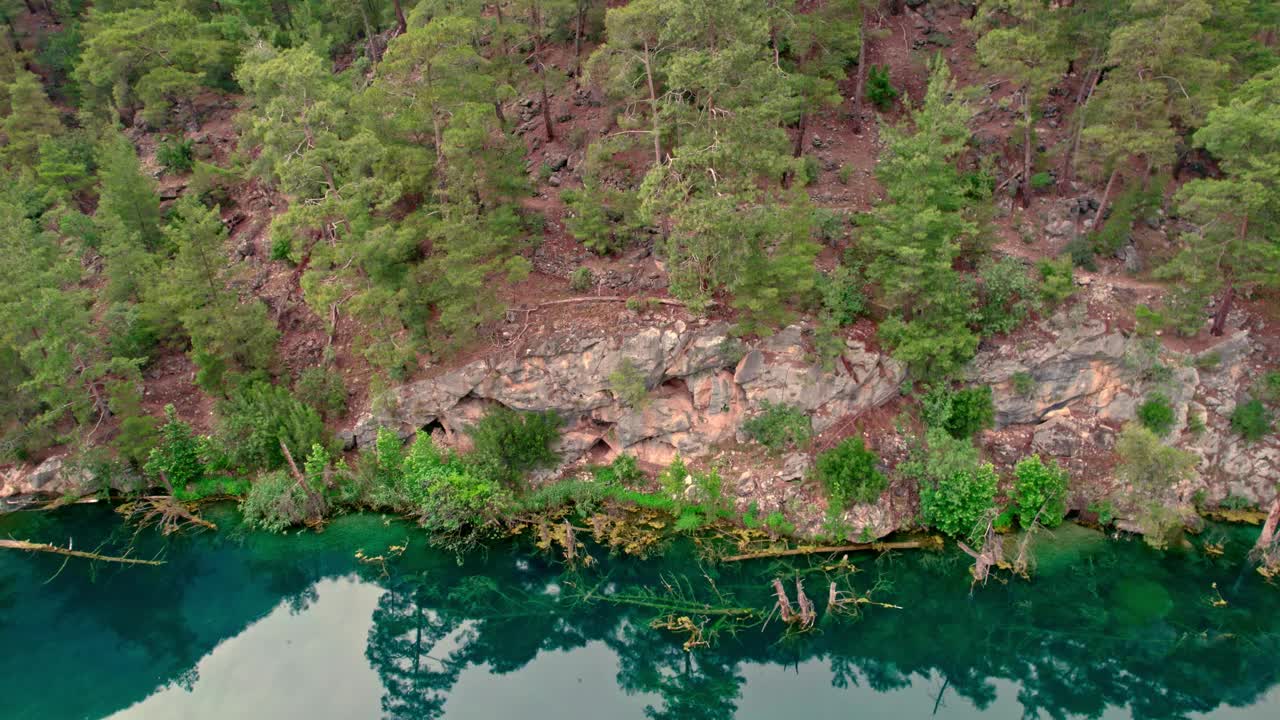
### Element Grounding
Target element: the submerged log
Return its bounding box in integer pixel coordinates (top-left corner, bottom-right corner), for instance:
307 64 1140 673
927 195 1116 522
723 538 938 563
0 539 164 565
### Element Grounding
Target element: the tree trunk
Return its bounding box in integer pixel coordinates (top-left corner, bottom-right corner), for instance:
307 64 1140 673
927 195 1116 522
573 0 586 79
493 100 507 130
393 0 407 34
1060 65 1100 195
643 42 662 166
1020 88 1033 208
793 111 807 158
1256 494 1280 555
357 1 379 64
1094 165 1121 234
851 9 868 134
532 4 555 141
1211 282 1234 337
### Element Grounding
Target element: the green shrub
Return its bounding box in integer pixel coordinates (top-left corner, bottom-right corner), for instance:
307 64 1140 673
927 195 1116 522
241 470 309 533
294 367 347 420
1011 454 1069 528
837 164 853 185
466 407 562 486
799 155 821 186
1136 393 1175 437
922 385 995 440
817 265 866 326
1063 238 1096 270
269 234 293 263
218 381 330 471
1220 495 1256 511
765 510 795 536
608 359 649 408
1230 399 1272 442
1029 171 1054 190
402 433 510 553
1036 257 1076 306
658 454 689 499
561 184 641 255
156 136 194 174
1114 424 1198 498
174 475 250 502
145 405 205 488
1258 371 1280 405
570 266 594 292
1134 305 1167 337
902 429 998 543
816 437 887 510
742 401 812 452
811 208 846 243
976 256 1039 336
866 65 899 109
1011 371 1035 398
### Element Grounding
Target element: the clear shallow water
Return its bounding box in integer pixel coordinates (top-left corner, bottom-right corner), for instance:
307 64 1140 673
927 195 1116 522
1 505 1277 720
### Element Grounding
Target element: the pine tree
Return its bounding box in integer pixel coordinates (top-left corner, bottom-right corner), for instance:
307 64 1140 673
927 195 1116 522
866 57 981 379
95 130 163 251
149 197 278 391
974 0 1065 207
1 69 64 170
1161 67 1280 335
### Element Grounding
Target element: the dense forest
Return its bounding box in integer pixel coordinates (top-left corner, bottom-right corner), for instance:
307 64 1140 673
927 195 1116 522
0 1 1278 559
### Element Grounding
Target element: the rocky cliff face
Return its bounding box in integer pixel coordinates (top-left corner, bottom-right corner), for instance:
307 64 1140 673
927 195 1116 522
7 312 1277 539
348 319 905 469
970 317 1278 509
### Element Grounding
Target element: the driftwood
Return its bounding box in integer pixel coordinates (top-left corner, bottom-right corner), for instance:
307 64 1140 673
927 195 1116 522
280 440 328 525
1253 495 1280 574
120 497 217 536
957 521 1004 585
0 539 164 566
723 538 937 563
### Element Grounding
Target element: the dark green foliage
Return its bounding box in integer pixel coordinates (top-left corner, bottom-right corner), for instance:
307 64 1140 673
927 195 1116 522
1011 454 1070 528
466 407 562 487
218 381 330 471
608 359 649 408
570 267 594 292
865 65 899 109
400 433 511 554
901 428 998 543
1230 399 1272 442
976 256 1039 336
294 367 347 420
1011 371 1036 398
799 155 821 186
144 404 204 488
173 476 250 502
922 385 995 440
241 470 311 534
1137 393 1176 437
561 183 642 255
156 137 194 174
1030 172 1054 189
816 437 887 510
1063 238 1096 271
742 402 812 453
1258 371 1280 405
817 265 866 326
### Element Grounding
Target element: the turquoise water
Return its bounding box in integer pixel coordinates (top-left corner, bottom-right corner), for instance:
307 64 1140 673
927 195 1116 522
1 505 1277 720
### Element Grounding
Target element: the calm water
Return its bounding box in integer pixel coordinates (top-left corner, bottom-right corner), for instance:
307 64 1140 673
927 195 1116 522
1 504 1277 720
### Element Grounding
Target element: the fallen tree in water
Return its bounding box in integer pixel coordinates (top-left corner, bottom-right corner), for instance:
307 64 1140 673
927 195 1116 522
721 538 941 563
0 539 164 565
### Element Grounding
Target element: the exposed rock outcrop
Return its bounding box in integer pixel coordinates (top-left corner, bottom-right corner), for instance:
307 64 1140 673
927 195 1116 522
971 317 1279 509
352 320 906 469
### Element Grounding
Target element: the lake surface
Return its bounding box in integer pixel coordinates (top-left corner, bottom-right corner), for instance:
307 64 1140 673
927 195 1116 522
1 504 1277 720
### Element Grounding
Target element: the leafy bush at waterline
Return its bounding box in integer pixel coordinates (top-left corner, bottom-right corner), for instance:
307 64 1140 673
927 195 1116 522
1011 454 1070 528
466 407 562 487
816 437 887 510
